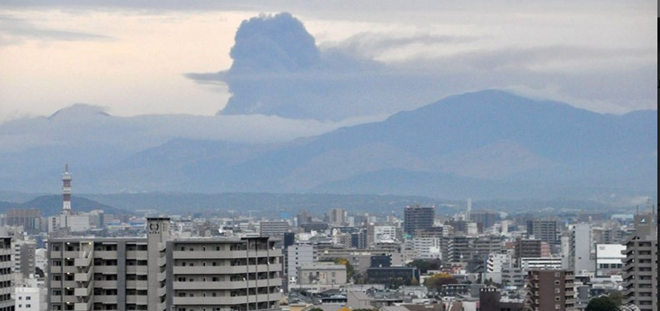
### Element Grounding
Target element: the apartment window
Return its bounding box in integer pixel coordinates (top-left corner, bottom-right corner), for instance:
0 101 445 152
554 280 560 285
554 288 560 294
26 305 31 308
26 297 31 301
555 296 560 301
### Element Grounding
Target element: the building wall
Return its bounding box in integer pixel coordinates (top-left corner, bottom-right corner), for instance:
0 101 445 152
15 287 39 311
0 237 14 311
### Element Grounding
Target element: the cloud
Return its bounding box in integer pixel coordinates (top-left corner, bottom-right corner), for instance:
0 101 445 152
187 12 656 121
0 13 112 45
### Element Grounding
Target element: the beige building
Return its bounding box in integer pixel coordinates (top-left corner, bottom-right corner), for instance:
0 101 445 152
297 263 346 286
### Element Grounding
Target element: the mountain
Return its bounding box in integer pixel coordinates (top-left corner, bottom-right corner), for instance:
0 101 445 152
173 90 657 199
0 90 656 200
0 195 128 216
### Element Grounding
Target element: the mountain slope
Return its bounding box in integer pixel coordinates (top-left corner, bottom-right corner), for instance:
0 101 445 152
171 90 656 198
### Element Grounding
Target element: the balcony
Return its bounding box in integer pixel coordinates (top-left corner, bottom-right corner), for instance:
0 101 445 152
74 302 90 311
94 280 117 288
74 270 91 282
74 285 91 297
173 277 281 290
126 295 148 304
126 280 148 289
94 251 118 260
173 293 281 306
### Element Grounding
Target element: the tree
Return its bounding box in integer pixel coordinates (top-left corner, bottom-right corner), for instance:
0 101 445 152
334 257 356 280
423 273 458 291
585 296 619 311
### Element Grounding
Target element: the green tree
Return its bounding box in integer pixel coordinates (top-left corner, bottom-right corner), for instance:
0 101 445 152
423 273 458 291
585 296 619 311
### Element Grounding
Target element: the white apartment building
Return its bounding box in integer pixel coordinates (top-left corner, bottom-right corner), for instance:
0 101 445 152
408 238 441 260
373 226 396 243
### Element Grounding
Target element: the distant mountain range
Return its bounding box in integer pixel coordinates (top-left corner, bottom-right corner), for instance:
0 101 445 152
0 90 656 202
0 195 126 216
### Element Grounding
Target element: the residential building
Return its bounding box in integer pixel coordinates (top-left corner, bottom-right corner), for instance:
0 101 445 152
403 206 434 237
285 244 316 283
622 213 657 311
47 217 283 311
524 270 576 311
569 224 593 275
167 236 283 311
0 237 13 311
526 219 559 245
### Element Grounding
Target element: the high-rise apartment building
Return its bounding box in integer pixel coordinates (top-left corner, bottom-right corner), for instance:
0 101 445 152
167 237 282 311
524 270 576 311
568 224 593 275
328 209 346 226
526 219 559 245
622 213 657 311
47 218 282 311
0 237 13 311
403 206 434 237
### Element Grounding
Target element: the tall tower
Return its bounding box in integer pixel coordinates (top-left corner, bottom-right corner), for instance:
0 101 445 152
62 164 72 214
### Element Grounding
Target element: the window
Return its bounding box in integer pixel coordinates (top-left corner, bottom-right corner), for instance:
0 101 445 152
26 305 31 308
26 297 31 301
555 296 560 301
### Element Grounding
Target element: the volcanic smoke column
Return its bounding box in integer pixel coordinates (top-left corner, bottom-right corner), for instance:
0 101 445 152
62 164 72 215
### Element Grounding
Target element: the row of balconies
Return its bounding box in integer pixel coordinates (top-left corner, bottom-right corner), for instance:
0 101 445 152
173 278 281 290
172 293 281 306
173 264 279 275
174 250 282 260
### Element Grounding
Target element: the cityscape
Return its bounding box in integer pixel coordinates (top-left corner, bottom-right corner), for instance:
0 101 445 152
0 2 657 311
0 165 656 311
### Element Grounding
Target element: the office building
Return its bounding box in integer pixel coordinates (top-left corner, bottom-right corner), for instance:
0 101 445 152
524 270 575 311
259 221 289 238
403 206 434 237
622 213 657 311
594 244 625 276
297 262 346 286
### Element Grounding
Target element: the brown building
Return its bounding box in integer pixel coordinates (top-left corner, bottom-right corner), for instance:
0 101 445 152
479 287 523 311
514 238 543 265
524 270 576 311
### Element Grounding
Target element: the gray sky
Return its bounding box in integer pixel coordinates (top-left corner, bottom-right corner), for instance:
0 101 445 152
0 0 656 123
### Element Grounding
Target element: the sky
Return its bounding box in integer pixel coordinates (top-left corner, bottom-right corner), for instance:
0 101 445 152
0 0 656 123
